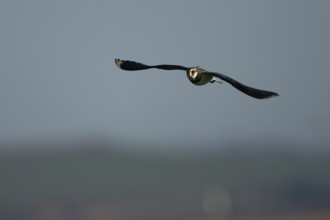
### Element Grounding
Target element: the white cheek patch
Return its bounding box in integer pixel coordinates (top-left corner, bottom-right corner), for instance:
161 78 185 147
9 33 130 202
190 69 198 79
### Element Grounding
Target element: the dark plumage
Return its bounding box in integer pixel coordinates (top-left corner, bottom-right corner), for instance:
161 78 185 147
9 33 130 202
115 58 279 99
115 59 188 71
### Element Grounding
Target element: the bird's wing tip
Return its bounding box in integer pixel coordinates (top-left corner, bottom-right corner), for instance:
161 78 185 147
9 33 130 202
272 92 280 98
263 92 280 99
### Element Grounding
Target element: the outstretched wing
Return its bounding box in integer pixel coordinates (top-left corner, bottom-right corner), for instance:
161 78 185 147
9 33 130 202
207 71 279 99
115 59 188 71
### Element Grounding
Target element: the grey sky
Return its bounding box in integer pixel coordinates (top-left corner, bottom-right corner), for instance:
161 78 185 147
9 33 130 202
1 0 330 151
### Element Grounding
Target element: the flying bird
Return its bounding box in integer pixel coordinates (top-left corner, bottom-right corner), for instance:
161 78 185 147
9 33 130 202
115 58 279 99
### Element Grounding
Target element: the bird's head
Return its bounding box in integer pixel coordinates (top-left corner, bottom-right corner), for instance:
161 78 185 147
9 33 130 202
187 67 212 85
188 68 199 79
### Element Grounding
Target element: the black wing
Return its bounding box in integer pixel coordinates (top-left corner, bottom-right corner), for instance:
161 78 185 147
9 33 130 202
208 71 279 99
115 59 188 71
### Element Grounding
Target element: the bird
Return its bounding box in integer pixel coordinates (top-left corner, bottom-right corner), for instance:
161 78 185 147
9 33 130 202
115 58 279 99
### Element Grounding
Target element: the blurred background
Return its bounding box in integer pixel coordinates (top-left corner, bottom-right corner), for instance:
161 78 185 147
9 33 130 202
1 0 330 219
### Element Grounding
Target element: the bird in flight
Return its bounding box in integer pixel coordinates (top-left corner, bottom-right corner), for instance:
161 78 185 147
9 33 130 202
115 58 279 99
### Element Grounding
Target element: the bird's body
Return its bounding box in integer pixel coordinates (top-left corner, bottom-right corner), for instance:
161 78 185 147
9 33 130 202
186 67 213 85
115 58 279 99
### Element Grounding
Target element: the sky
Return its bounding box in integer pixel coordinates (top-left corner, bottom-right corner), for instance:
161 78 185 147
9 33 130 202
1 0 330 152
